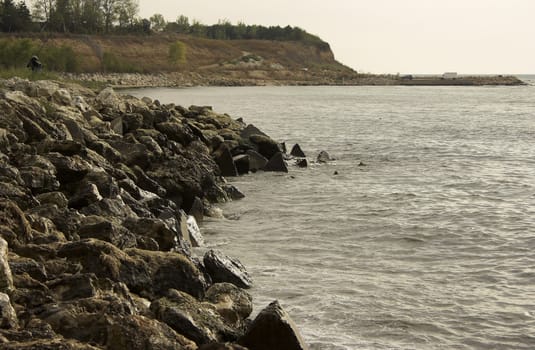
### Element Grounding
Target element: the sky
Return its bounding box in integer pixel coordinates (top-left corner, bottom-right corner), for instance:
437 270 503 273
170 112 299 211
138 0 535 74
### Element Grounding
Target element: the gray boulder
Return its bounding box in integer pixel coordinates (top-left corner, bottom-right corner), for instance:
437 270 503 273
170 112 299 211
290 144 306 158
203 250 252 289
246 150 268 172
238 300 309 350
263 152 288 173
151 289 239 345
213 144 238 177
316 150 332 163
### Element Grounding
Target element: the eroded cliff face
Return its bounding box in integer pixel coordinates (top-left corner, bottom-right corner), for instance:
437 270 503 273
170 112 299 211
0 78 309 349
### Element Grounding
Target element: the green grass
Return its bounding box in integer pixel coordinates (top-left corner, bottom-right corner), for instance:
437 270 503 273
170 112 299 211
0 67 59 80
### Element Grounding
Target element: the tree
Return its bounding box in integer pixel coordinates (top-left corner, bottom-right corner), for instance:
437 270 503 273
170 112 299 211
31 0 56 24
149 13 165 32
1 0 32 32
101 0 119 33
116 0 137 28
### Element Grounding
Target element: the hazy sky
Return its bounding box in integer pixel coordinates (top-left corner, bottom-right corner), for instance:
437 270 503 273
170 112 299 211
139 0 535 74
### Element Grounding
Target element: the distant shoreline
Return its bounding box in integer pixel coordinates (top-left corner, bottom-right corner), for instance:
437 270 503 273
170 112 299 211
61 72 526 89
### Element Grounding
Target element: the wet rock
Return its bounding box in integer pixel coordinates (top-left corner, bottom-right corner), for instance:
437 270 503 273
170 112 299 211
203 250 252 289
123 217 177 252
295 158 308 168
316 150 332 163
156 122 194 146
189 196 204 223
151 289 239 345
290 144 306 158
238 300 309 350
263 152 288 173
232 154 249 175
80 197 138 223
249 135 280 160
222 185 245 200
240 124 269 140
106 314 197 350
0 292 18 329
0 238 13 292
78 216 137 249
205 283 253 325
187 215 204 247
108 140 150 169
213 144 238 177
245 150 268 172
57 239 152 295
127 249 208 299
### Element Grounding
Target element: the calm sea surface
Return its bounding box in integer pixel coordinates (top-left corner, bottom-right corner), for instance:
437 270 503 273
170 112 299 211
125 81 535 350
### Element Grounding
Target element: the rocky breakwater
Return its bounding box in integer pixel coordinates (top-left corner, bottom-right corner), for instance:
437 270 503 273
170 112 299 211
0 78 308 350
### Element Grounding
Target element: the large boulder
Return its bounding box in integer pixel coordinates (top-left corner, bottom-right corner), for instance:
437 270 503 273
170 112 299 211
249 135 280 160
245 150 268 172
78 216 137 249
290 144 306 158
213 144 238 177
126 249 208 299
203 250 252 289
151 289 239 345
204 283 252 327
238 301 309 350
106 314 197 350
263 152 288 173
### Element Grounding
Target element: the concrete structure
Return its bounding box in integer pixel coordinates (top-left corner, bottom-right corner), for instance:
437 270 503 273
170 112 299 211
442 72 458 79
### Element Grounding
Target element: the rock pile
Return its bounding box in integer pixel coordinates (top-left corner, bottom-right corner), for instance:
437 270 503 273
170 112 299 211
0 78 308 349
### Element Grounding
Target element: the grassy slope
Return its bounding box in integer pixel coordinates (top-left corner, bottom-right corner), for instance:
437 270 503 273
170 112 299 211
11 32 353 75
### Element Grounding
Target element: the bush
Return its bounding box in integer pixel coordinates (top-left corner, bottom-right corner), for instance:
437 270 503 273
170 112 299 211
40 45 80 72
102 51 140 73
0 38 80 72
168 40 187 66
0 38 36 69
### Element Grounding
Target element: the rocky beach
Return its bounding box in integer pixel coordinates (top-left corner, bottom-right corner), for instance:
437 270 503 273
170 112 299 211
0 78 308 350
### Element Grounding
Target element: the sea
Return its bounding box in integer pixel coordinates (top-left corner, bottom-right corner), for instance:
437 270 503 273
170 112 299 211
124 75 535 350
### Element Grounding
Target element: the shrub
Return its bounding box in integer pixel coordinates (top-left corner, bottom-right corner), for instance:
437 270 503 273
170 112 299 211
168 40 187 66
102 51 140 73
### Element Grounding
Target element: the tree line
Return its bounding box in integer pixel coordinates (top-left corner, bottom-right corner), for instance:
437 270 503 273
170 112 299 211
0 2 327 48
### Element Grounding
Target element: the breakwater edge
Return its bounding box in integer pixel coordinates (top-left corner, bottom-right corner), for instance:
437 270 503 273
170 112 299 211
0 78 309 349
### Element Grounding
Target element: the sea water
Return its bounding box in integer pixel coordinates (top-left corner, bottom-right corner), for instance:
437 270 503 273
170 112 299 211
125 80 535 349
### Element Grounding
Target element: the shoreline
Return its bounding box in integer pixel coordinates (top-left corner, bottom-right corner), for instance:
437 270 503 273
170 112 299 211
0 77 309 349
60 72 526 90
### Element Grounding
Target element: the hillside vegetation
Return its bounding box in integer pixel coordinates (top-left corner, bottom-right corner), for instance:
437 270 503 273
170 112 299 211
0 32 363 86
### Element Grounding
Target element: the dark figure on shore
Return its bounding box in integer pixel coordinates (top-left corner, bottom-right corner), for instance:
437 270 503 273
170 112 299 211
27 56 43 72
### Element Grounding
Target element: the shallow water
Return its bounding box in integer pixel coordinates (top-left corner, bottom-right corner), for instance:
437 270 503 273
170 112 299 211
125 84 535 349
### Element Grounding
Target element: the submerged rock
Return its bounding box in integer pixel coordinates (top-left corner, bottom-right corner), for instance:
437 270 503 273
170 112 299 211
316 150 332 163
